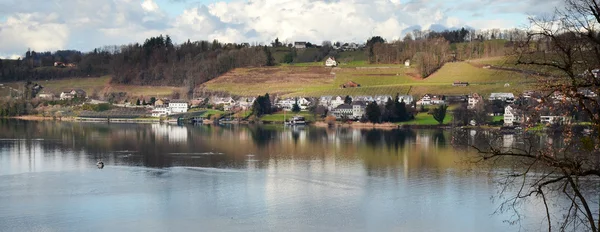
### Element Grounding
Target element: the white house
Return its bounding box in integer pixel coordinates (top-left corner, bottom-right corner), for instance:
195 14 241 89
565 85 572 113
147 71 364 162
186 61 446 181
404 59 410 67
352 101 367 119
330 96 345 109
332 104 353 119
397 95 414 104
489 93 515 103
319 96 333 107
151 105 170 117
325 57 337 67
540 116 570 124
417 94 432 105
374 95 393 105
503 105 521 126
294 42 307 49
38 92 54 100
277 98 296 111
468 93 482 109
169 100 188 113
431 95 445 105
238 97 256 110
60 92 74 100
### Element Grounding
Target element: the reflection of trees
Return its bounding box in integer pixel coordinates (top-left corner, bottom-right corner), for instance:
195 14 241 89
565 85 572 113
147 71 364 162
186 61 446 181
432 129 446 147
363 129 382 147
382 129 416 151
248 126 277 148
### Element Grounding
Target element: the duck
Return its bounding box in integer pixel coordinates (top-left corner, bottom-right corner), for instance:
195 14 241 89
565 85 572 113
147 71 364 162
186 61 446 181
96 161 104 169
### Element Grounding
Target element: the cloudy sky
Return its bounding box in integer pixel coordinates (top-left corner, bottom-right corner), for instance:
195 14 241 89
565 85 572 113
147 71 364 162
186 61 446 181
0 0 563 58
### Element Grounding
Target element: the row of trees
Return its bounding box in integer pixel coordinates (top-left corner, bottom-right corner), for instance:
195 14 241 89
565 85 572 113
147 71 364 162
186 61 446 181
364 96 414 123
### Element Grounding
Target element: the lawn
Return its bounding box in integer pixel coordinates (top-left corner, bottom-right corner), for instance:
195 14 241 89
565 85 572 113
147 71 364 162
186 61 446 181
260 111 315 122
200 109 227 118
398 112 454 126
492 115 504 122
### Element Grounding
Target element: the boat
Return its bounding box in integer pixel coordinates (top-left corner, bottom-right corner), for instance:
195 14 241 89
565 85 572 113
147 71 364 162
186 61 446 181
287 115 306 125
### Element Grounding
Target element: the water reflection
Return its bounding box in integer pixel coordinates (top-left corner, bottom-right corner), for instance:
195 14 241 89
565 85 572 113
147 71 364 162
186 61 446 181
0 120 560 232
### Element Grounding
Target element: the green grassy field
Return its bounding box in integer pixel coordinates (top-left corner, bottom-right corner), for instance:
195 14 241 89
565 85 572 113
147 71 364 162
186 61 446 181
260 111 315 122
204 59 540 98
200 109 227 118
398 112 454 125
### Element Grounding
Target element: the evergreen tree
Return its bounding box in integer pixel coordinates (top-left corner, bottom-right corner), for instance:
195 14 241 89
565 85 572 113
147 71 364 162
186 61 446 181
136 99 141 105
432 104 448 125
142 99 147 105
292 98 301 113
365 101 381 123
150 97 156 105
264 46 275 66
344 95 352 104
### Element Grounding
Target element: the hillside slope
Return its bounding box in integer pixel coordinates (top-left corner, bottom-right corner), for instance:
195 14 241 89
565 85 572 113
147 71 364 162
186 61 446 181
203 59 541 97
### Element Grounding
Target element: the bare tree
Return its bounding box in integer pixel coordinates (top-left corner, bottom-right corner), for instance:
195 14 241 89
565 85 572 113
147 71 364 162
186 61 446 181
473 1 600 231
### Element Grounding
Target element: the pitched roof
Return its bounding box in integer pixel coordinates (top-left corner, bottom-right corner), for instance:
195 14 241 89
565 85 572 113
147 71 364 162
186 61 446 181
170 99 188 103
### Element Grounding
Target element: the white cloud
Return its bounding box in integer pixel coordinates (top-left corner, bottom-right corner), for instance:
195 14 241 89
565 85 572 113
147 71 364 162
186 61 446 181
0 0 559 55
141 0 160 12
0 13 69 54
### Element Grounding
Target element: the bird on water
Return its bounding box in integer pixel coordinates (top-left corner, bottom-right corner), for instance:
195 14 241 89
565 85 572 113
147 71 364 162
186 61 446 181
96 161 104 169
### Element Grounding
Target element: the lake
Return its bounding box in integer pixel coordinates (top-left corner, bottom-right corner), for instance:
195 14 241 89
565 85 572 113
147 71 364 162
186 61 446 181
0 120 554 231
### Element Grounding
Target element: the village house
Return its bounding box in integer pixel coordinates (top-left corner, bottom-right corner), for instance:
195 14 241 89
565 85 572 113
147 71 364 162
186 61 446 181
404 59 410 67
340 81 360 88
416 94 432 105
318 96 333 108
503 105 523 126
38 92 54 100
294 42 307 49
237 97 256 110
168 100 188 113
151 105 170 117
445 95 468 104
325 57 337 67
431 95 445 105
374 95 393 105
332 101 367 119
330 96 345 109
155 99 166 106
276 97 296 111
489 93 515 103
332 104 352 119
540 115 570 125
468 93 482 109
59 91 74 100
54 62 66 67
354 96 374 103
397 95 414 104
211 96 235 106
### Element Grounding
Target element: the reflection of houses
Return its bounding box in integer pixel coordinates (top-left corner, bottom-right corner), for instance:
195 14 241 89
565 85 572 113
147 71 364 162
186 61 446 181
151 124 188 143
468 93 482 109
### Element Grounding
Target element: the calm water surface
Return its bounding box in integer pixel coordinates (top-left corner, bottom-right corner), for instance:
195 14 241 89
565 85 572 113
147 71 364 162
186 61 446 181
0 120 550 231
